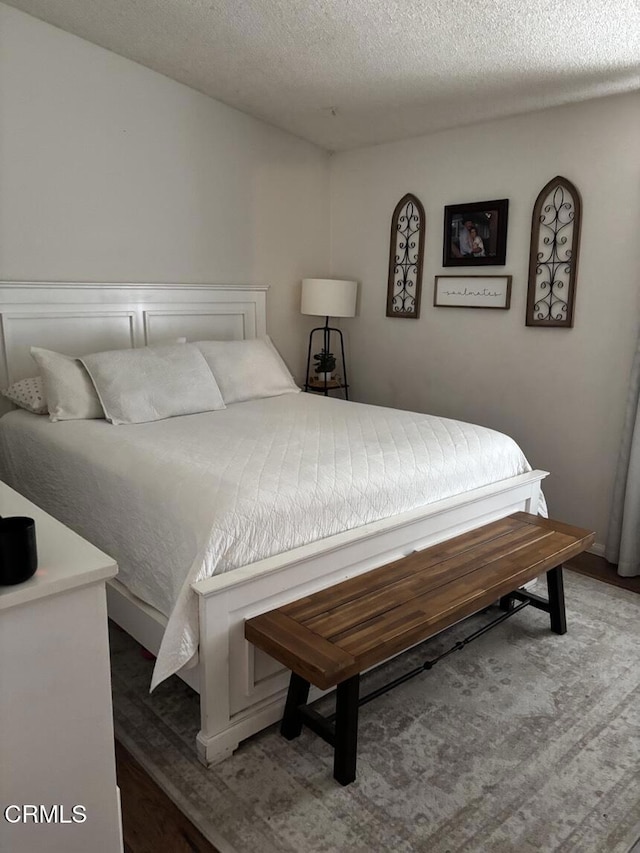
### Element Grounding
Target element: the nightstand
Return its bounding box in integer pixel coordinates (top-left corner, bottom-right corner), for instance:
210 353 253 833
304 377 349 398
0 482 123 853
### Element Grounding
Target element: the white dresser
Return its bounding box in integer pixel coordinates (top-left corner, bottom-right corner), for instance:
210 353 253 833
0 482 123 853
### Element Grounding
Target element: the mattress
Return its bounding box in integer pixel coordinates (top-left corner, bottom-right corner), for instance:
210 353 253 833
0 394 544 687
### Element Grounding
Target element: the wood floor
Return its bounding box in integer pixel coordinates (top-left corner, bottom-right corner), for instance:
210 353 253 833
566 549 640 594
116 551 637 853
116 741 220 853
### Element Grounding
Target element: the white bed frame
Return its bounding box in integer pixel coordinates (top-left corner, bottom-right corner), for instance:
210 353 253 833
0 282 548 766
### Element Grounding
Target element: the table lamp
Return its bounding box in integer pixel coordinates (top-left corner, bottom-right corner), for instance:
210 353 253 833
301 278 357 399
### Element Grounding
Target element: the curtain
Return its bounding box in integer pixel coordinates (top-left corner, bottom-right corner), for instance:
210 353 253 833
606 331 640 576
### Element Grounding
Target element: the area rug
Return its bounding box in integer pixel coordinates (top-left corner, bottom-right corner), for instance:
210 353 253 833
110 571 640 853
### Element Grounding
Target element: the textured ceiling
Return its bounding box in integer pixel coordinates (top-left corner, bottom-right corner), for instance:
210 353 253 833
4 0 640 150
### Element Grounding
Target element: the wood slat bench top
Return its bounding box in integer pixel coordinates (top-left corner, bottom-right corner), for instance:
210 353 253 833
245 513 595 690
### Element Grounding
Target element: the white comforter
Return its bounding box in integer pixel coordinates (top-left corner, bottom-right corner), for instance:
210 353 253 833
0 394 543 687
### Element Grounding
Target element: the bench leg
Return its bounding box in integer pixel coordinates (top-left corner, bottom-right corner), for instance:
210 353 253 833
546 565 567 635
499 594 516 612
281 673 310 740
334 674 360 786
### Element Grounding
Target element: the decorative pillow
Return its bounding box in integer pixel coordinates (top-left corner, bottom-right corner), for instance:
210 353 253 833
2 376 48 415
80 343 226 425
194 336 299 405
30 347 104 422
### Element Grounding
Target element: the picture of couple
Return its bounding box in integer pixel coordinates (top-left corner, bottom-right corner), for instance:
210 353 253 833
457 219 487 257
443 199 509 267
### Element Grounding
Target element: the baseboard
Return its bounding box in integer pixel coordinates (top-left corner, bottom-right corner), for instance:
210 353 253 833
589 542 606 558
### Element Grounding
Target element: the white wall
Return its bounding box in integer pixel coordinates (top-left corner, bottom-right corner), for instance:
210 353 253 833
330 93 640 545
0 3 330 378
2 3 638 547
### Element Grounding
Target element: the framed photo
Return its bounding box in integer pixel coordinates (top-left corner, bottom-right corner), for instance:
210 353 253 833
443 199 509 266
434 275 512 309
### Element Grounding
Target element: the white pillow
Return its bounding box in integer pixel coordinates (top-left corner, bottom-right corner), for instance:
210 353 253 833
29 339 189 423
194 336 299 404
2 376 48 415
31 347 104 422
80 343 226 425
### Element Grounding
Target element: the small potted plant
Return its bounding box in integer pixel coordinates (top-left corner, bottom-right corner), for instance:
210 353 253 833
313 349 336 382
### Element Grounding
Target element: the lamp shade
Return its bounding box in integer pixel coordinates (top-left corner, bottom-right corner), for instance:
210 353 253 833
301 279 357 318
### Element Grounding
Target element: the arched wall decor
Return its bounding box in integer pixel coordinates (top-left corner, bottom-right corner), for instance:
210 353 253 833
526 176 582 328
386 193 425 319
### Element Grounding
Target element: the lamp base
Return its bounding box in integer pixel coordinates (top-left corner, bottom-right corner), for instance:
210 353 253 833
304 319 349 400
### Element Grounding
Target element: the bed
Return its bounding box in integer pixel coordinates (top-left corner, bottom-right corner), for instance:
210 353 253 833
0 282 548 766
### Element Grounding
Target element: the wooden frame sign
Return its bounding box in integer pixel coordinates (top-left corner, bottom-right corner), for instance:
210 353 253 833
434 275 512 309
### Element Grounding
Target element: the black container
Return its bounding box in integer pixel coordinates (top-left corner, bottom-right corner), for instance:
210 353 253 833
0 516 38 586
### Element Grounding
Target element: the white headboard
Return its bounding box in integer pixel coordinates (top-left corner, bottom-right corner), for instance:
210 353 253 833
0 282 268 390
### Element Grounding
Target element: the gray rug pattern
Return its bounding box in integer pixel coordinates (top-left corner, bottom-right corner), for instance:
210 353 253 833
110 571 640 853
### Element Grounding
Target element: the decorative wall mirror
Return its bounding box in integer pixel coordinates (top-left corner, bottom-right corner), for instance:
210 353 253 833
386 193 425 318
526 176 582 327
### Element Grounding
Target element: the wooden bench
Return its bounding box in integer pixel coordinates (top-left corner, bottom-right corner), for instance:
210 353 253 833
245 513 595 785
